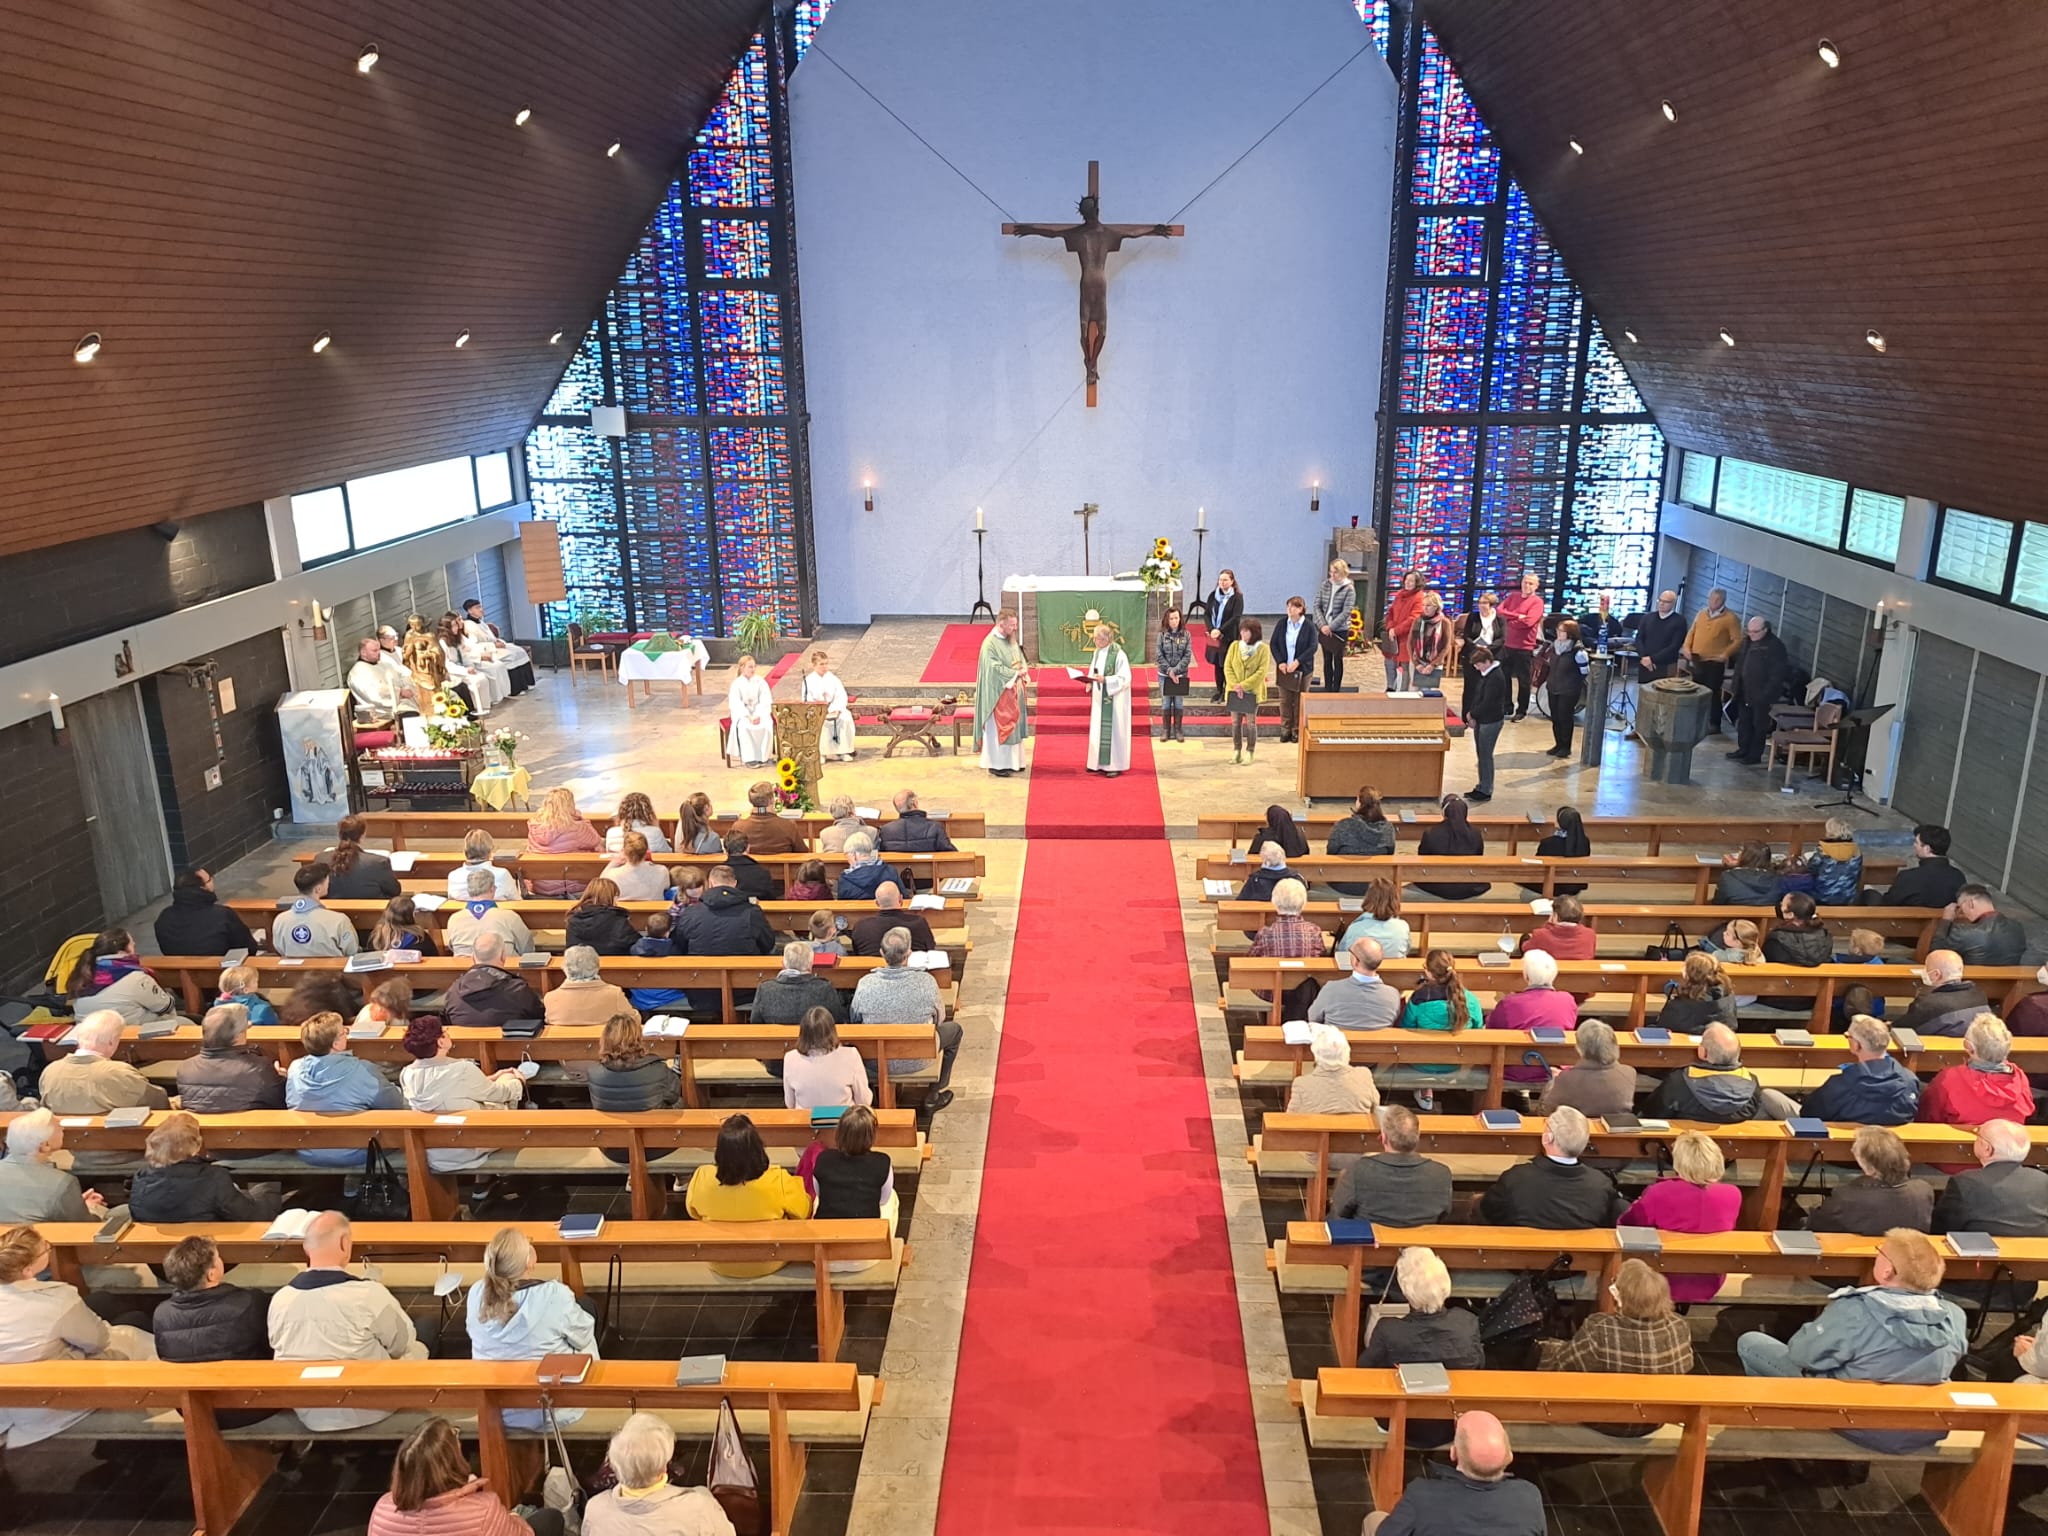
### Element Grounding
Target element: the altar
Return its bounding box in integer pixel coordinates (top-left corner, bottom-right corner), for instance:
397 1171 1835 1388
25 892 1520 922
1001 575 1179 665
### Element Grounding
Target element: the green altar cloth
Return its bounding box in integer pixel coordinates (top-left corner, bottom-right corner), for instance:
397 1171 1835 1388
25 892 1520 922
1033 589 1148 666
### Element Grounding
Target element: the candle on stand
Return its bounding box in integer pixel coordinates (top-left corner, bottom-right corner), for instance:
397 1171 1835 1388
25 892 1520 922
975 506 985 530
1196 505 1206 530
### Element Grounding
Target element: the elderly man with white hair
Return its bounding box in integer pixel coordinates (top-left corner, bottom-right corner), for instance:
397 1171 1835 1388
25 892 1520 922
37 1009 169 1117
445 867 535 958
1249 879 1329 960
1896 949 1992 1037
1537 1019 1638 1119
877 789 957 854
268 1211 427 1430
1306 935 1403 1031
751 940 849 1025
1286 1024 1380 1116
1647 1022 1797 1123
1919 1015 2036 1128
1362 1406 1546 1535
1933 1117 2048 1238
1799 1013 1922 1125
1478 1106 1628 1228
1359 1247 1484 1445
0 1109 106 1223
582 1412 735 1535
850 927 963 1112
1235 842 1294 904
834 831 907 902
175 1002 287 1115
442 928 545 1030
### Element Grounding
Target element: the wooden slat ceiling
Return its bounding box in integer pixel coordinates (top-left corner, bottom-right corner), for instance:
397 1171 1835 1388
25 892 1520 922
0 0 766 555
1426 0 2048 520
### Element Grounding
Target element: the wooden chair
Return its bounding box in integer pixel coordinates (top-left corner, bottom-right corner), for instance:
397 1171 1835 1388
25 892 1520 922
565 622 612 682
1769 698 1844 785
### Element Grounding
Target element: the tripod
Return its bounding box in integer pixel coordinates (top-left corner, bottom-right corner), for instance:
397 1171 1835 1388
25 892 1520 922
968 527 994 623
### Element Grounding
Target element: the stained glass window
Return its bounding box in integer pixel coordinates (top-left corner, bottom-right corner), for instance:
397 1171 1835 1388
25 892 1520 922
1379 15 1662 619
524 8 824 636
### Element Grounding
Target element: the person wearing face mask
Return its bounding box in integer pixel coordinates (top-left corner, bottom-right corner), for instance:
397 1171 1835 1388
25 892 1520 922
1894 950 1991 1038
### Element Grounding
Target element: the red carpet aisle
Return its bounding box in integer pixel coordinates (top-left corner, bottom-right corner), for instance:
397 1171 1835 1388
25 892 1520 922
935 667 1269 1534
920 624 994 683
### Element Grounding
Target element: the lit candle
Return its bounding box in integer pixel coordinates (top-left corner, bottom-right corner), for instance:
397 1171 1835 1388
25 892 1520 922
1196 505 1206 530
47 693 63 730
975 506 985 531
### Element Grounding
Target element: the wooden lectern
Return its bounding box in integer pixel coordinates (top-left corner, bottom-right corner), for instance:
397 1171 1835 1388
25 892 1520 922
772 701 829 801
1296 695 1448 799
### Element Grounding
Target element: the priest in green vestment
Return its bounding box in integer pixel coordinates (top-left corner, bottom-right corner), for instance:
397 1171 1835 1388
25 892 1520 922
975 610 1031 776
1085 622 1132 775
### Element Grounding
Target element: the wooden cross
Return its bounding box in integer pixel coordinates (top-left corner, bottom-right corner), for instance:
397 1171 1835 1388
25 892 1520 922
1002 160 1183 407
1074 502 1100 574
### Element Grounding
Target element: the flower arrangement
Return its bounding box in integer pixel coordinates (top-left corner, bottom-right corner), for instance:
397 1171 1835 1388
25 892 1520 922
488 727 527 769
774 755 814 813
1345 605 1374 656
421 690 482 752
1139 537 1182 591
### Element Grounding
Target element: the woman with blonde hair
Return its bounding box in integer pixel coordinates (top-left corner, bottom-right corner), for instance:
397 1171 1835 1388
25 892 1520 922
466 1228 598 1429
1316 556 1359 691
602 832 672 903
0 1224 156 1449
128 1111 278 1223
604 791 672 853
525 786 601 896
1538 1259 1693 1432
1655 952 1738 1034
1619 1131 1739 1303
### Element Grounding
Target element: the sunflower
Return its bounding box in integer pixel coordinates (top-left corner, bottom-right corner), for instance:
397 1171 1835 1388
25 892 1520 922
775 756 797 775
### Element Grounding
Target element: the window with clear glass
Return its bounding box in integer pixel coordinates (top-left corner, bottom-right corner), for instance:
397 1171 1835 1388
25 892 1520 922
291 487 351 564
2012 524 2048 614
1712 460 1847 547
1844 488 1905 565
344 457 480 551
474 452 514 509
1677 451 1716 510
1935 509 2013 593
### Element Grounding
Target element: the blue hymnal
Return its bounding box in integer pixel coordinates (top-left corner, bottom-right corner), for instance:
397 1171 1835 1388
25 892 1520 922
1324 1220 1376 1246
1787 1118 1830 1138
557 1213 604 1239
1635 1027 1672 1044
1478 1109 1522 1130
1947 1231 2001 1259
809 1105 849 1127
1531 1027 1568 1044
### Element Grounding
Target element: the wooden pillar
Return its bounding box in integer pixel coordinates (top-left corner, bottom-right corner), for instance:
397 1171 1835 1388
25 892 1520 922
1640 1408 1709 1536
1921 1412 2018 1536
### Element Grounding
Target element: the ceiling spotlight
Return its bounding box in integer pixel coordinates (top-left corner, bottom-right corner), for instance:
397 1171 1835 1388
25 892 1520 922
312 333 332 354
1818 39 1841 68
72 332 102 364
1719 330 1736 347
1866 329 1887 353
548 330 564 345
606 141 622 158
1568 139 1585 155
356 44 380 73
1623 329 1639 344
1660 100 1677 122
455 331 471 348
514 106 532 127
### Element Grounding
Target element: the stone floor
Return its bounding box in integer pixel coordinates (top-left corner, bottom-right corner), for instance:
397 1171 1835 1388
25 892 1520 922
93 625 1955 1536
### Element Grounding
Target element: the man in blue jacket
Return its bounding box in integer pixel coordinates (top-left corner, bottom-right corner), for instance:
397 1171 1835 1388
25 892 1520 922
1798 1015 1922 1125
283 1011 403 1167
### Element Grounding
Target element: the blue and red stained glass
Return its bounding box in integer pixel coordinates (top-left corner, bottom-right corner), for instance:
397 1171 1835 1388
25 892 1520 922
702 220 772 280
1412 33 1498 205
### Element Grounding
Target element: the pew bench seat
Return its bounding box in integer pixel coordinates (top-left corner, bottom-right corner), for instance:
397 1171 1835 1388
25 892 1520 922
76 1136 930 1180
202 1247 906 1297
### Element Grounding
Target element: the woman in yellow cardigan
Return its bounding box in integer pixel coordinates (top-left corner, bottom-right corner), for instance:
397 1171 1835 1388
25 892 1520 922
684 1113 812 1276
1222 617 1272 764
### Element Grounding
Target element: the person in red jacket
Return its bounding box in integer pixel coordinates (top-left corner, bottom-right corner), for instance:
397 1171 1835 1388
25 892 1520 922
1520 893 1598 961
1918 1017 2035 1173
1381 569 1427 691
1496 569 1547 721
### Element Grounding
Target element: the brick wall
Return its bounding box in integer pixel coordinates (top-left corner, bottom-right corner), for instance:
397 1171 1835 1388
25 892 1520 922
0 503 272 668
140 632 292 878
0 718 99 991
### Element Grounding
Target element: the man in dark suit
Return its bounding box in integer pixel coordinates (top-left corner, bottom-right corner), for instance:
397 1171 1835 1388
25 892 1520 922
1634 590 1687 681
1463 645 1509 802
876 790 957 855
1933 1120 2048 1236
849 882 936 956
1272 596 1320 744
1729 615 1790 765
1476 1107 1627 1228
1874 824 1967 908
718 831 778 901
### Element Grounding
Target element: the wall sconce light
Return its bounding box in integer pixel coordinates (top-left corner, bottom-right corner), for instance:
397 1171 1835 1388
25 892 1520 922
47 692 65 739
311 602 329 640
1309 481 1321 514
863 481 874 513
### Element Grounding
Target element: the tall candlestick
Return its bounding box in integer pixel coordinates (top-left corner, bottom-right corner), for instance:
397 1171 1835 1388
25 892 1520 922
1196 505 1206 530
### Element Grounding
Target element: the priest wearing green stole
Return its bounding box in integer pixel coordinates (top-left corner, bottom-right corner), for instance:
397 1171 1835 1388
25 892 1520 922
975 610 1031 776
1086 622 1133 776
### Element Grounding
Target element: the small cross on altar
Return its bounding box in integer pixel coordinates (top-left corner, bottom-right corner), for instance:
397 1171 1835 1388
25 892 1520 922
1074 502 1100 575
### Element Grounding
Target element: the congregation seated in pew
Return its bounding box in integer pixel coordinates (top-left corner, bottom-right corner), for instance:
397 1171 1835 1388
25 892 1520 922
445 932 545 1029
1359 1247 1480 1448
128 1111 280 1224
683 1114 812 1278
567 878 643 955
1338 878 1410 959
1800 1013 1921 1123
543 945 640 1028
1918 1015 2034 1127
1535 1019 1633 1119
399 1017 529 1171
1645 1023 1797 1123
1898 949 1991 1036
468 1227 599 1430
153 866 256 957
370 896 437 956
1476 1108 1626 1229
446 829 520 901
287 1011 405 1166
525 788 603 897
1327 1105 1453 1229
751 942 847 1025
1618 1131 1740 1303
370 1416 569 1536
1287 1025 1379 1117
0 1110 106 1224
1305 937 1400 1031
0 1224 157 1448
1536 1259 1694 1430
449 870 535 956
720 832 777 901
276 864 362 959
784 1010 874 1112
1805 1126 1934 1235
1235 845 1293 905
1652 953 1739 1034
68 932 191 1029
1360 1410 1543 1536
851 929 959 1112
216 963 280 1025
601 833 672 903
40 1010 170 1118
153 1235 272 1424
849 883 931 956
604 791 672 854
269 1212 428 1428
178 1003 287 1114
1934 883 2029 966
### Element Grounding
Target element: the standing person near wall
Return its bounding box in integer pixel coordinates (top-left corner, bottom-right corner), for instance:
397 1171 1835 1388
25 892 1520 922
1497 570 1547 722
1380 569 1425 692
1682 587 1742 734
1313 558 1358 693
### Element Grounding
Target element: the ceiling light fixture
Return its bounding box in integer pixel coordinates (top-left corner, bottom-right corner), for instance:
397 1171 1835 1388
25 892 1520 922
1623 329 1639 344
73 332 102 363
1660 99 1677 122
1569 139 1585 155
1818 39 1841 68
548 330 563 345
1719 330 1736 347
455 331 471 348
514 106 532 126
1866 329 1887 353
357 44 380 73
312 333 332 354
606 141 622 158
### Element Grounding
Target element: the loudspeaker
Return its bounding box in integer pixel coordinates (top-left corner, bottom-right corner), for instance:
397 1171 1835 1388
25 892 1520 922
150 520 182 541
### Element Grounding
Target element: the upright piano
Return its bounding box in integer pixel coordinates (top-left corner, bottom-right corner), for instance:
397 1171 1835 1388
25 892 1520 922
1296 695 1448 799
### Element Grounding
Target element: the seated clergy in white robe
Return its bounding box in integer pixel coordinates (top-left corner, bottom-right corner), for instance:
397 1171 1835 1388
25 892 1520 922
801 650 856 760
348 638 417 722
1086 623 1132 775
462 600 534 692
727 655 775 765
440 634 499 712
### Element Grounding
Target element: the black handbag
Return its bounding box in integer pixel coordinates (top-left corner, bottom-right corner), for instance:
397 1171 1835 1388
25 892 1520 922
344 1137 410 1222
1644 922 1690 961
1477 1254 1574 1344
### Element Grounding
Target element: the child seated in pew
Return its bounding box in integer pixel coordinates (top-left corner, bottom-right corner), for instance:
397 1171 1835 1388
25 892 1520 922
810 909 850 958
626 912 688 1015
785 859 832 903
1831 981 1884 1031
1836 928 1887 965
216 964 278 1026
668 867 706 913
367 896 437 957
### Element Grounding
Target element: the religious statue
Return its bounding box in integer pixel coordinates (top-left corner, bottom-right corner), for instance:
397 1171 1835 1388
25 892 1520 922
1003 161 1183 406
402 616 446 699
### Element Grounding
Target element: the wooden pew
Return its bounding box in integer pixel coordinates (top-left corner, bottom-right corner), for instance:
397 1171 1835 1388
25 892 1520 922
1199 811 1836 855
293 847 988 890
1223 954 2041 1027
1277 1222 2048 1366
1212 899 1942 955
0 1358 864 1536
353 808 987 849
1301 1369 2046 1536
0 1108 928 1223
1196 852 1902 902
46 1019 943 1110
1235 1024 2048 1108
143 954 955 1026
36 1218 894 1365
226 896 971 937
1251 1112 2013 1223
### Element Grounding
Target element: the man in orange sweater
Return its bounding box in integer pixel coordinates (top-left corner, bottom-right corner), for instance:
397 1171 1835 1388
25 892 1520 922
1682 588 1742 733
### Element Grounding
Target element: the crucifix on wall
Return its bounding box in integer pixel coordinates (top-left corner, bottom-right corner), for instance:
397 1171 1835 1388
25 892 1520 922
1003 161 1183 407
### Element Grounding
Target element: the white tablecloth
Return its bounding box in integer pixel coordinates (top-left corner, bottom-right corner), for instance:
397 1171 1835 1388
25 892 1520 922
618 639 709 686
1001 574 1151 593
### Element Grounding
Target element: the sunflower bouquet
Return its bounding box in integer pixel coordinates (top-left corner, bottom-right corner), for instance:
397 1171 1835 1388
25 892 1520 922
1139 537 1182 591
775 754 814 812
1345 604 1375 657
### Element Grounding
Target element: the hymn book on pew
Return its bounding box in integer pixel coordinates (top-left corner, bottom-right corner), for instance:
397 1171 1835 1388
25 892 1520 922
536 1353 593 1385
558 1214 605 1239
1787 1117 1830 1138
1396 1362 1451 1395
908 893 945 911
102 1106 151 1128
1323 1220 1376 1246
349 1019 386 1040
387 851 420 873
1617 1226 1662 1253
263 1209 318 1242
1203 879 1236 897
676 1354 727 1386
345 951 391 974
1890 1027 1925 1052
1635 1027 1673 1044
1774 1027 1816 1047
1603 1112 1642 1131
643 1016 691 1038
1946 1232 2001 1259
1478 1109 1522 1130
938 878 976 896
1771 1230 1823 1256
1281 1021 1313 1046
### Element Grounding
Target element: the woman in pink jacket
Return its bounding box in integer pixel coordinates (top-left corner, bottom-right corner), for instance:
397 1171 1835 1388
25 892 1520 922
369 1418 560 1536
525 787 603 897
1618 1131 1741 1304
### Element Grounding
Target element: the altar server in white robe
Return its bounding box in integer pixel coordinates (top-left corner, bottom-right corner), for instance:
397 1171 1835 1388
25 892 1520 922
802 649 856 761
446 614 511 705
462 599 535 693
348 637 417 722
1085 623 1133 776
437 618 499 712
726 653 776 766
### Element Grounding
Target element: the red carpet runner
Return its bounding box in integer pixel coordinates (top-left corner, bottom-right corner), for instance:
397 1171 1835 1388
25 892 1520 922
935 667 1269 1534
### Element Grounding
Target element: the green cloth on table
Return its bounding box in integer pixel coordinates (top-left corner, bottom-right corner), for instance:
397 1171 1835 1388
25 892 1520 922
1033 589 1146 666
631 634 682 655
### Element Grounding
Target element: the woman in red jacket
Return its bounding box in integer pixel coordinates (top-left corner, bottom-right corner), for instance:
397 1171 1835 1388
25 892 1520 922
1381 570 1426 691
1918 1016 2034 1162
1496 569 1548 721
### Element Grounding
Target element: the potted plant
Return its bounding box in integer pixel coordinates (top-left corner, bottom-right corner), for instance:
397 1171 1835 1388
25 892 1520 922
733 611 781 659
